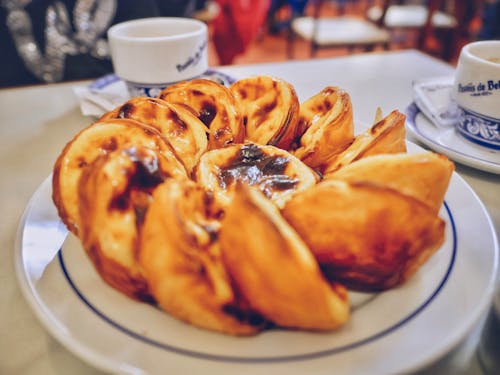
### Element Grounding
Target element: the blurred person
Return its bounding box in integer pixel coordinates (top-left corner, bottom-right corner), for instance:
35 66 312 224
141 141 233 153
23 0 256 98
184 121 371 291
0 0 207 88
478 0 500 39
212 0 271 65
267 0 308 34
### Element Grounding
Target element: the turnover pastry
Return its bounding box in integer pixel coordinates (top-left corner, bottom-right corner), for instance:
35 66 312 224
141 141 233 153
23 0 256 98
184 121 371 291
52 118 186 235
293 87 354 171
101 97 208 173
140 179 265 335
219 184 350 330
158 79 245 149
324 110 407 174
282 180 445 291
325 152 454 214
78 146 179 301
230 75 299 150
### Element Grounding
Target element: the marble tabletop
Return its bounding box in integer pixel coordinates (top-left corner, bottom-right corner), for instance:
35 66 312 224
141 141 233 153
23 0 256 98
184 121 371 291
1 50 498 374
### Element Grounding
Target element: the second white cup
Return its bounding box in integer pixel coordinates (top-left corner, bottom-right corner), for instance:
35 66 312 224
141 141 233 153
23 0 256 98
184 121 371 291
107 17 208 97
452 40 500 149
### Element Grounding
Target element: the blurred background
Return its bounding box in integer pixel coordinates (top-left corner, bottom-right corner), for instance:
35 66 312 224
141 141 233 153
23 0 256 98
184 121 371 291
1 0 498 88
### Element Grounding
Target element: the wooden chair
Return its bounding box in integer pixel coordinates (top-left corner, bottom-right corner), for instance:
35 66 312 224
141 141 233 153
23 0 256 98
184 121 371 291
288 0 391 58
366 0 461 60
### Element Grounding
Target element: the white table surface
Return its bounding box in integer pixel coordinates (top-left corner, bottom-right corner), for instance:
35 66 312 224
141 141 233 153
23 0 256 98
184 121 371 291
1 49 498 374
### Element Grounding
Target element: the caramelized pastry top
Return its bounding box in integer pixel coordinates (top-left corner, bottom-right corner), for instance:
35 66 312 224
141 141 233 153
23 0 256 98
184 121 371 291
195 142 318 208
217 143 299 194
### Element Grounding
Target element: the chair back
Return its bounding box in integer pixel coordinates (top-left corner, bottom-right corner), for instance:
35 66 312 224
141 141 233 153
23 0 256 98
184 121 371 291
288 0 390 58
368 0 463 60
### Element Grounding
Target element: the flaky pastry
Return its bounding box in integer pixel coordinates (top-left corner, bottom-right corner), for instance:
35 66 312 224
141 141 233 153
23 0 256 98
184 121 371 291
282 180 445 291
230 75 299 149
78 146 178 301
324 109 407 174
101 97 208 173
52 118 186 235
140 179 265 335
219 184 350 330
293 87 354 171
326 152 454 213
158 79 245 149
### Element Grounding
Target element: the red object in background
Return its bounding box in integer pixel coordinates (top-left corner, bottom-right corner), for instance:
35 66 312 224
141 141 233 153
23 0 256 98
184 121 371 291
213 0 271 65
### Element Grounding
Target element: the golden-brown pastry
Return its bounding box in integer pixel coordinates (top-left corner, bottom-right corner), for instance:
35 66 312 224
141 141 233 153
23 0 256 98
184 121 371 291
158 79 244 149
293 87 354 171
194 142 319 208
324 110 407 174
325 152 454 214
50 76 456 336
78 146 178 302
282 180 445 291
52 118 186 235
100 97 208 173
219 184 350 330
140 179 265 335
230 75 299 149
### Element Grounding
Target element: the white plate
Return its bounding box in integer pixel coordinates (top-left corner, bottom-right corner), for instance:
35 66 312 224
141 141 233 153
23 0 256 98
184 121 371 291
15 158 498 375
406 102 500 174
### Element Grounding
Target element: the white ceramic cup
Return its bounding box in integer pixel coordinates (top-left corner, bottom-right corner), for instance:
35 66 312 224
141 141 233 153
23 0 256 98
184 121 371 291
107 17 208 97
452 40 500 150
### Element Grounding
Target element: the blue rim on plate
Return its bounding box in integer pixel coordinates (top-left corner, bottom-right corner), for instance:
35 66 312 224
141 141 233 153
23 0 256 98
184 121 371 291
57 202 457 363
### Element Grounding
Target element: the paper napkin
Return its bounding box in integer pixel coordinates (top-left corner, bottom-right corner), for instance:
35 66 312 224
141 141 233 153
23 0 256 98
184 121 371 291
73 75 128 117
412 76 460 128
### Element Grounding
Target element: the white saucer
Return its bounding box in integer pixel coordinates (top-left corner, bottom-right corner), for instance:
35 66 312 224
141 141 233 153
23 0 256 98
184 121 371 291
406 102 500 174
75 69 237 117
89 69 237 91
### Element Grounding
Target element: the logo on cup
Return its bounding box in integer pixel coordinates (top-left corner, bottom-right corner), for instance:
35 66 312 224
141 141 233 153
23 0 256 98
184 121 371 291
457 80 500 97
176 39 208 73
